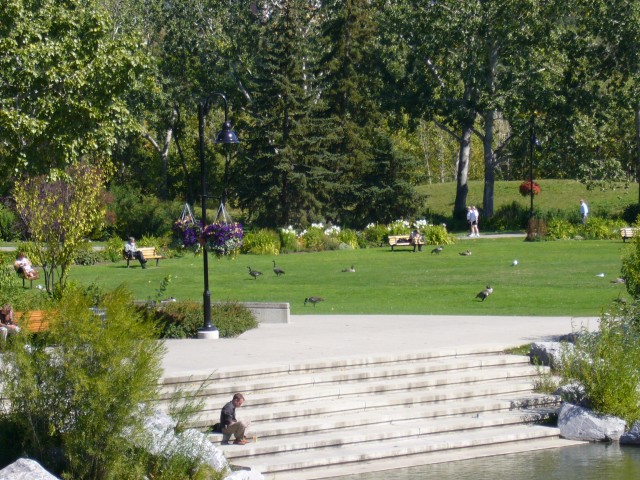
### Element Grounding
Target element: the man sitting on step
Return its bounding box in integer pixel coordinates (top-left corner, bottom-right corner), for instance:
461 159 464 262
220 393 251 445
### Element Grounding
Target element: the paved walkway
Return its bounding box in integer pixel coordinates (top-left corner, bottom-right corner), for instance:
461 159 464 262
161 315 598 378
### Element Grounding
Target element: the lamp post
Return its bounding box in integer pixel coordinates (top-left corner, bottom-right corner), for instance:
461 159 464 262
197 93 239 340
528 116 541 219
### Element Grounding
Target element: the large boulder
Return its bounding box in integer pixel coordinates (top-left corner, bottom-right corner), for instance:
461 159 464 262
0 458 60 480
558 403 626 441
529 341 572 368
141 408 228 471
620 422 640 445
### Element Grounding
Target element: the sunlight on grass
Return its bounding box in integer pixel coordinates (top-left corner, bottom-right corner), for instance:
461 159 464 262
67 238 629 316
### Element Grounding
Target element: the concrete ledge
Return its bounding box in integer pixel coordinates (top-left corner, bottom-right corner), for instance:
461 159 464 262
239 302 290 324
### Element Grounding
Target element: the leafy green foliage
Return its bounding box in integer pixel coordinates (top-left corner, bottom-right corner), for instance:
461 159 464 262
423 225 456 246
545 218 577 240
0 0 150 186
0 204 19 241
242 229 280 256
337 229 359 249
0 287 165 478
151 301 258 339
558 303 640 425
13 162 109 294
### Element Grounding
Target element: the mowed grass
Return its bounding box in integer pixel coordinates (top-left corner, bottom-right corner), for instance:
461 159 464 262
66 237 630 316
418 180 639 220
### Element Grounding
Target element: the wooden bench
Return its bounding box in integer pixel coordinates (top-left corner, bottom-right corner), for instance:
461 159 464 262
620 227 639 243
123 246 163 267
14 310 49 333
13 263 40 289
388 235 424 251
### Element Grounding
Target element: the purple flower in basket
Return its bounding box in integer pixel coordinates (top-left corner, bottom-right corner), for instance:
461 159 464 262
203 222 244 255
173 219 201 247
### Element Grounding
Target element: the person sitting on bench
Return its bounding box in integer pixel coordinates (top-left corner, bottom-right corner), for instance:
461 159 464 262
14 252 39 279
0 304 20 341
123 237 147 269
409 228 423 252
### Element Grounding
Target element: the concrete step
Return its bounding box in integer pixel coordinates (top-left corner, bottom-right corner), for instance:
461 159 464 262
187 379 542 427
160 346 511 385
158 348 576 478
159 353 532 398
210 394 560 443
219 409 559 460
229 424 565 476
257 437 585 480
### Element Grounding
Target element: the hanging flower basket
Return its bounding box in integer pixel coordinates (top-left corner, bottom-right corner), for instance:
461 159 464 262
173 219 201 247
519 180 541 197
202 222 244 257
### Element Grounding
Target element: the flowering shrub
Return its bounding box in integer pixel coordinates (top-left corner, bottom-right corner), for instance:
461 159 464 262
387 219 411 235
202 222 243 257
172 219 200 247
519 180 541 196
279 226 299 252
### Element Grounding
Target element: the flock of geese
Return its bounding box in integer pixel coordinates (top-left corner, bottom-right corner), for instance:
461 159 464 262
244 243 503 306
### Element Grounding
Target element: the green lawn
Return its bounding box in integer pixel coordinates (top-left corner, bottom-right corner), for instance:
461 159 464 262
66 237 630 316
418 180 639 219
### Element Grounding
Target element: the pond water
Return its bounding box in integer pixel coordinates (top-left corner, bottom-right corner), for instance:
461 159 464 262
332 443 640 480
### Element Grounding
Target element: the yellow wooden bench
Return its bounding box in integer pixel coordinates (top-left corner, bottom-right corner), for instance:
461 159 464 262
388 235 424 251
14 310 50 333
123 246 164 267
620 227 639 243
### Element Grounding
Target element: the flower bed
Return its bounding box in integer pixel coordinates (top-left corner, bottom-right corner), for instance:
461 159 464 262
519 180 541 196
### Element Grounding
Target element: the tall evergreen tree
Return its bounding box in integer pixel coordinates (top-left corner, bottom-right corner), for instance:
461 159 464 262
317 0 420 226
234 0 324 227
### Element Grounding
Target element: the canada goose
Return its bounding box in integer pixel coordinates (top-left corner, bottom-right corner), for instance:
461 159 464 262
247 266 262 279
611 277 626 284
341 265 356 273
304 296 324 307
459 250 472 256
475 286 493 301
431 246 443 255
272 260 285 276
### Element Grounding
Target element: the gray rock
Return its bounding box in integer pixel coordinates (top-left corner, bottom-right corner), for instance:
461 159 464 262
558 403 626 442
529 341 572 368
0 458 60 480
554 382 588 406
174 429 227 471
620 421 640 445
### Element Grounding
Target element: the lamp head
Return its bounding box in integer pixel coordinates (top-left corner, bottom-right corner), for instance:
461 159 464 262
215 121 240 144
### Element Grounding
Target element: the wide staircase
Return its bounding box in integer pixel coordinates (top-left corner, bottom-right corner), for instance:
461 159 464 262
159 346 583 480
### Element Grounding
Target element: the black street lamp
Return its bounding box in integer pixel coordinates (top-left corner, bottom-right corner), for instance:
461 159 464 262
528 116 541 219
197 93 239 340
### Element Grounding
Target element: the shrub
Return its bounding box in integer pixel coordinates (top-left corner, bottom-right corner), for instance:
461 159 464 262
242 229 280 255
423 225 455 245
153 301 258 339
0 204 19 241
105 236 126 262
337 228 359 249
73 241 104 265
484 201 529 232
279 226 299 253
362 223 387 247
386 219 411 235
300 226 326 251
545 218 576 240
0 287 166 477
579 217 625 240
558 303 640 425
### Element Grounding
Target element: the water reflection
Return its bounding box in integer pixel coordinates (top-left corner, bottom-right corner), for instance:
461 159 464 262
333 444 640 480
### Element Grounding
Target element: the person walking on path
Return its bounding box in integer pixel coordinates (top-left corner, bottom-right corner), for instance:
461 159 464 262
580 199 589 224
220 393 251 445
467 206 480 237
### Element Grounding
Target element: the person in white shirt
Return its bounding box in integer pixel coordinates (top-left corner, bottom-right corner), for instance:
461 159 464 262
123 237 147 269
579 199 589 224
14 252 38 279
